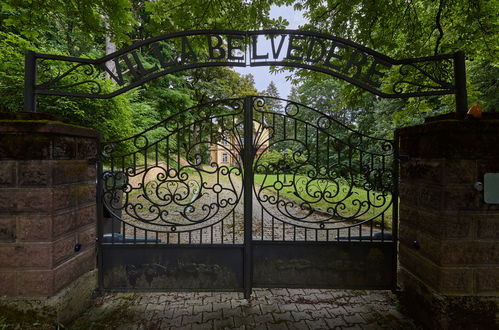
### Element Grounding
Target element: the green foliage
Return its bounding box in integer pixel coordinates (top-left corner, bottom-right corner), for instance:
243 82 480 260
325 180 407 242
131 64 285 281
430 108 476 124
255 149 312 174
290 0 498 131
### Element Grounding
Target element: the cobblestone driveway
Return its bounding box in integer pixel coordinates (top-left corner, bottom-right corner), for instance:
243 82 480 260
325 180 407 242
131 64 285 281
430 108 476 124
70 289 419 329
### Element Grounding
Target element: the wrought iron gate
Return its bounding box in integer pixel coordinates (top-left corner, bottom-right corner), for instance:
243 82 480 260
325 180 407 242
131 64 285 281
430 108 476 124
97 96 398 297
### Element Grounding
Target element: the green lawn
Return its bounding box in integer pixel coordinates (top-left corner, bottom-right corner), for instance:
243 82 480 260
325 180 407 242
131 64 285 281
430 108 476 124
254 173 393 227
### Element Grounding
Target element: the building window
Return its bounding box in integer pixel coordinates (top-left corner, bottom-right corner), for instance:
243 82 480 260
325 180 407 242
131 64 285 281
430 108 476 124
222 153 228 163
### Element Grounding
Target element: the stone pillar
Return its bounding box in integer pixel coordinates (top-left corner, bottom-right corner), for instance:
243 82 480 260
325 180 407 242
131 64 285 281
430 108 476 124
397 114 499 329
0 113 99 322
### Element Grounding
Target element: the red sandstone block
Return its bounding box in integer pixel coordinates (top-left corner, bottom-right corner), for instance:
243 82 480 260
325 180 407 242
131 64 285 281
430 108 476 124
52 160 84 185
78 225 95 251
52 185 77 211
0 161 16 187
0 271 17 296
439 268 473 294
0 188 53 213
17 215 52 241
52 136 76 160
399 244 439 290
0 134 51 160
0 216 16 242
76 205 96 228
18 270 54 296
442 159 477 185
76 183 96 206
53 249 95 293
52 234 76 266
18 160 51 187
400 159 442 184
83 164 97 183
76 138 98 160
438 241 499 266
476 216 499 240
0 243 52 268
441 185 482 211
476 268 499 294
52 210 76 238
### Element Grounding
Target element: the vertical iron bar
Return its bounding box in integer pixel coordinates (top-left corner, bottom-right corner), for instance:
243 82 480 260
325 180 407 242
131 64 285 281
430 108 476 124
96 136 104 291
243 96 254 299
453 51 468 114
24 50 37 112
391 132 400 292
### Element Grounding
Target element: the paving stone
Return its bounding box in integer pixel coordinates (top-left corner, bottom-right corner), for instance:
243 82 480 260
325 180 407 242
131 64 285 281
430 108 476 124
213 317 235 329
254 288 273 298
202 310 223 322
305 319 329 330
279 304 298 312
160 316 183 328
233 315 255 327
173 306 194 318
213 301 233 311
324 317 348 329
267 322 288 330
273 312 294 323
342 314 368 325
191 321 213 330
241 304 262 316
286 289 305 296
254 313 275 325
291 311 315 321
222 306 243 318
286 320 309 330
343 305 368 315
230 299 248 308
182 313 203 326
71 290 418 329
260 303 281 314
193 303 213 314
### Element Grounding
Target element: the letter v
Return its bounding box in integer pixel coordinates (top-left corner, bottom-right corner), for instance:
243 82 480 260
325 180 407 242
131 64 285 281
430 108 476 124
270 35 286 59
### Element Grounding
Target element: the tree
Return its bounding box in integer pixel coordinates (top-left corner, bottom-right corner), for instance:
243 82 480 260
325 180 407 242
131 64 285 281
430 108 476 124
262 81 282 113
290 0 498 129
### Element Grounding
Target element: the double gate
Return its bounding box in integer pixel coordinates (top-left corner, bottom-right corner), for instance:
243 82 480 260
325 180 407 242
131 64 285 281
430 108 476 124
97 96 398 297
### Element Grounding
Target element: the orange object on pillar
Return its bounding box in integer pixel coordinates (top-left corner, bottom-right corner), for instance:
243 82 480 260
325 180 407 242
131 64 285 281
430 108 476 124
467 104 483 118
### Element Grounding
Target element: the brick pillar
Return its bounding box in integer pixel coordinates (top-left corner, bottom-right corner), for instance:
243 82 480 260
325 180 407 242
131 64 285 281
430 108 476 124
0 113 99 322
397 114 499 329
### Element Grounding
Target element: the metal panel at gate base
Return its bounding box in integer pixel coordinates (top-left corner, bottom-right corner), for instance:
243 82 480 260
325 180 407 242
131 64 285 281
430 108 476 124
101 245 244 290
252 242 394 289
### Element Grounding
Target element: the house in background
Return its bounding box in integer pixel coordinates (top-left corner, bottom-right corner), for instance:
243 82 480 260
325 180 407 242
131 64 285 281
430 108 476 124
209 121 270 167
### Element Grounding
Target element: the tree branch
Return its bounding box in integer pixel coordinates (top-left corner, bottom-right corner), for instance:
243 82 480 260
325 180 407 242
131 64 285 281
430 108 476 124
434 0 445 55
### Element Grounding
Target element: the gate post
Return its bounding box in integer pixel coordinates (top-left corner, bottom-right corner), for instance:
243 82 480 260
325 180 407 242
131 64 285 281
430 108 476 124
397 114 499 328
0 112 99 323
243 96 254 299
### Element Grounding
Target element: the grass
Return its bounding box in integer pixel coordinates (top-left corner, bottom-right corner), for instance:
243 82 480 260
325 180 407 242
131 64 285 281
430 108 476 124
254 173 393 227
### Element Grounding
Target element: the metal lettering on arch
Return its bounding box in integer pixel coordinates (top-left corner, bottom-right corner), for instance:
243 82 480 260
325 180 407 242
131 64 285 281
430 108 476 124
98 96 398 297
24 29 468 113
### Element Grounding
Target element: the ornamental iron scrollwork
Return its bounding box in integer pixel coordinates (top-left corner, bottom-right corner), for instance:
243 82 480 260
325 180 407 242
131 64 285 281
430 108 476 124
101 98 245 244
251 96 395 241
99 96 396 244
26 30 460 107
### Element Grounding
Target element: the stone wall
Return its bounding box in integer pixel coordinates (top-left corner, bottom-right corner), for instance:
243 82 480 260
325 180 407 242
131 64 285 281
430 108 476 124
0 113 99 322
397 115 499 329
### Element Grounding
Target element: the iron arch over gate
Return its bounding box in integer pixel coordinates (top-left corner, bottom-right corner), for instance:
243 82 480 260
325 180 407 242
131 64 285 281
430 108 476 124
99 96 397 296
22 29 467 298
